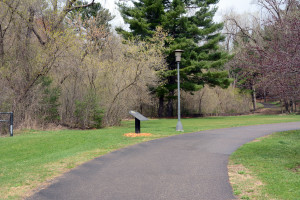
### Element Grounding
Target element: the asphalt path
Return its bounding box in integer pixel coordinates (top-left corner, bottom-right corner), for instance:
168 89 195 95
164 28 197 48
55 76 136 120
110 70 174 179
261 102 278 108
28 122 300 200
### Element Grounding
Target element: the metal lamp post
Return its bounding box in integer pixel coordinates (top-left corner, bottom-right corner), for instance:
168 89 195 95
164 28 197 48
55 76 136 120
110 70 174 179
175 49 184 131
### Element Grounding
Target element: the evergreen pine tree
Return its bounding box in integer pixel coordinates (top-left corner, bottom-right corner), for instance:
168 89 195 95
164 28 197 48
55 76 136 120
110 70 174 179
69 1 114 30
117 0 231 117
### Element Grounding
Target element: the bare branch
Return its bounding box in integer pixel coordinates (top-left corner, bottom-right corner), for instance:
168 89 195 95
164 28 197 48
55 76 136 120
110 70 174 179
66 0 96 12
0 0 19 36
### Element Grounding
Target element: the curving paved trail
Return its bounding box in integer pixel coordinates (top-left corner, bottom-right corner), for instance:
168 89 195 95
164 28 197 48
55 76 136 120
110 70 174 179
29 122 300 200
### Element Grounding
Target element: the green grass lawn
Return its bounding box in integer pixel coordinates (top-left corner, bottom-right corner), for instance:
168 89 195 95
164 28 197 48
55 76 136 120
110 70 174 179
1 114 300 199
269 101 281 106
230 130 300 200
267 101 282 108
256 102 265 109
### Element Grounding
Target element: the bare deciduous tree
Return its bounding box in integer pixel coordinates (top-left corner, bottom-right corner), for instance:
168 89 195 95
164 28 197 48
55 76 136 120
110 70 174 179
224 0 300 113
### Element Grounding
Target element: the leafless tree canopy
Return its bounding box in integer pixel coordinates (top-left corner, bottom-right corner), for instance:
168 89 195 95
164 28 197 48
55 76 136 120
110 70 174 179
224 0 300 112
0 0 167 129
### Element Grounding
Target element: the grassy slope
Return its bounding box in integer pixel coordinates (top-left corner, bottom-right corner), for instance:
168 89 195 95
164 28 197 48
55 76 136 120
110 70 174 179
0 115 300 199
230 130 300 200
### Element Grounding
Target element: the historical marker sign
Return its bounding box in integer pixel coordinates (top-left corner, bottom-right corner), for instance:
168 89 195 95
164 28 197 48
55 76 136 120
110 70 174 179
129 111 148 121
129 111 148 133
0 112 13 136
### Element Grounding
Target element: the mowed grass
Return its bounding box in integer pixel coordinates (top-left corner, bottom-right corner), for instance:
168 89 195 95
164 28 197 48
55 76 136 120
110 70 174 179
0 114 300 199
230 129 300 199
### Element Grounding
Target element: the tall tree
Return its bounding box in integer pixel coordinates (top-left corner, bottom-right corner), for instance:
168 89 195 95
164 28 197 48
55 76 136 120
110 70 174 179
69 0 114 29
117 0 231 117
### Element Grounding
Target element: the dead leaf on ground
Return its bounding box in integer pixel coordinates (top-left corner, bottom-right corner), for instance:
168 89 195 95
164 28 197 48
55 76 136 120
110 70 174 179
124 133 152 137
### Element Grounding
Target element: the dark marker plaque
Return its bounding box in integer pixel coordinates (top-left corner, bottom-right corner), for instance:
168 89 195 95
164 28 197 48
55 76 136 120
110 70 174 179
129 111 148 133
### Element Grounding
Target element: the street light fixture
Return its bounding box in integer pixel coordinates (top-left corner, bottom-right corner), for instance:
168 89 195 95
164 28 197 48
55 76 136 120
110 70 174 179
175 49 184 131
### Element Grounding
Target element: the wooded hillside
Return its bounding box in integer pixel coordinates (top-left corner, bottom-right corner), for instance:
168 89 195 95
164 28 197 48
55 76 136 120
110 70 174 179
0 0 298 132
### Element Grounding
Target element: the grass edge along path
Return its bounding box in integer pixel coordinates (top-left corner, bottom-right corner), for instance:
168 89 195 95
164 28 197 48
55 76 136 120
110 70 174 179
229 129 300 200
1 114 300 199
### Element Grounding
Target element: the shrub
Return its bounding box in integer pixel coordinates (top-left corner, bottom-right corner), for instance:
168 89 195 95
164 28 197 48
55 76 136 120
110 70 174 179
74 93 103 129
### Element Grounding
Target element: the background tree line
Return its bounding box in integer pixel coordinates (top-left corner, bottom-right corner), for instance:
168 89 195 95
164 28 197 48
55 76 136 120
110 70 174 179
0 0 298 132
0 0 167 130
224 0 300 112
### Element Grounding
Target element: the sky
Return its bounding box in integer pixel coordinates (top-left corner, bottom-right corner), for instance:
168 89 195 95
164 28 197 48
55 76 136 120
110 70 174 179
97 0 259 28
214 0 259 21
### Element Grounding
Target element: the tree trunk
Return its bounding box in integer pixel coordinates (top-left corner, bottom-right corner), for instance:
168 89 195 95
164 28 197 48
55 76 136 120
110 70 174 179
139 101 143 114
251 84 257 111
0 22 4 66
158 96 164 118
291 99 296 113
167 90 174 117
263 87 267 103
26 7 34 46
0 35 4 66
198 99 202 114
24 7 35 81
53 0 58 12
284 99 290 113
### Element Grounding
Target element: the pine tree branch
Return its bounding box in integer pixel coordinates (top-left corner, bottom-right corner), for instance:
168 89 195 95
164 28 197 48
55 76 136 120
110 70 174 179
53 0 95 30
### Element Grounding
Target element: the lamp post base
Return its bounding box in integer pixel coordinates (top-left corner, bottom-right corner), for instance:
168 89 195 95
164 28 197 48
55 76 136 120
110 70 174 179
176 121 183 131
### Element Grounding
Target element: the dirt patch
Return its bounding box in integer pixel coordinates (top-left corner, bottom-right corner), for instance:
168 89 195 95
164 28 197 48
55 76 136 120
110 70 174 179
291 165 300 173
2 184 38 200
124 133 152 137
252 135 272 143
254 107 282 115
228 163 273 200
